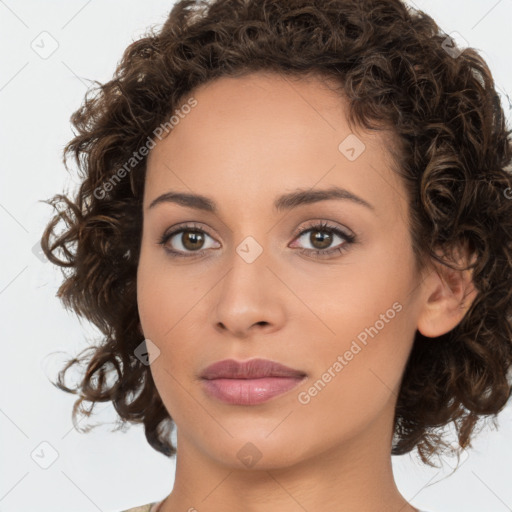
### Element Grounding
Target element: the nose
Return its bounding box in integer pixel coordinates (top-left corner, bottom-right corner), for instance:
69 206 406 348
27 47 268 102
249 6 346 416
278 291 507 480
211 245 286 339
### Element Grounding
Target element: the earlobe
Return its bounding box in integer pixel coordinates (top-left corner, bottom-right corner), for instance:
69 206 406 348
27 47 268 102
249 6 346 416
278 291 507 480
416 249 478 338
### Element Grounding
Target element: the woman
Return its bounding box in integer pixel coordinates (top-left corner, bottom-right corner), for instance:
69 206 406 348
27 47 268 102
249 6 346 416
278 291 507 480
41 0 512 511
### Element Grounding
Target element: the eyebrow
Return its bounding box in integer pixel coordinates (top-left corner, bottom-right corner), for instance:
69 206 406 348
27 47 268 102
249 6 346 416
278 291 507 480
147 186 375 213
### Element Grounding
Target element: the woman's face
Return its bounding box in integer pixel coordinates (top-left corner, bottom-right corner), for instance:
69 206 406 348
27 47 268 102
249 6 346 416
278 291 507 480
137 72 427 469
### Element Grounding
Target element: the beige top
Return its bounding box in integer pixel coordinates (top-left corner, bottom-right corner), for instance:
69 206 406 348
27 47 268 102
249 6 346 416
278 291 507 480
120 499 431 512
120 500 164 512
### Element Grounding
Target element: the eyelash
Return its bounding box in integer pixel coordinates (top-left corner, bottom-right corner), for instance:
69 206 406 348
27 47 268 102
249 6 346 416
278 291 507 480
157 221 356 260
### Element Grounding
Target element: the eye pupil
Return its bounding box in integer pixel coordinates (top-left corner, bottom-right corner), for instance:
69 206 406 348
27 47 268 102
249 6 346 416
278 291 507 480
311 230 332 249
182 231 204 250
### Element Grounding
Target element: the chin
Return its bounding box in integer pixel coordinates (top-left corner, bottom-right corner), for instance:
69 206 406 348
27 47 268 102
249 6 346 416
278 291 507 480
201 432 309 471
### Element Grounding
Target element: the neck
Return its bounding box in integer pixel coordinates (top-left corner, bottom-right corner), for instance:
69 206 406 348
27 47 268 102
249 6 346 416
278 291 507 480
158 407 419 512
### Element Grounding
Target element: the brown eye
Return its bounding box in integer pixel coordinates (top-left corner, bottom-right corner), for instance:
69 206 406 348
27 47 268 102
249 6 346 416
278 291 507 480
180 230 205 251
158 224 220 258
290 221 356 258
308 229 333 250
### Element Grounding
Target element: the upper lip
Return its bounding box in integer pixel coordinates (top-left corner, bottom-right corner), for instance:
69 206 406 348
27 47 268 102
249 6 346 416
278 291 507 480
200 358 307 380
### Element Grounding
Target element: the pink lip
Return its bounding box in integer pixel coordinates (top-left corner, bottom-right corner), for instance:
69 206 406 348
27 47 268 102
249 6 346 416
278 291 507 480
200 358 307 405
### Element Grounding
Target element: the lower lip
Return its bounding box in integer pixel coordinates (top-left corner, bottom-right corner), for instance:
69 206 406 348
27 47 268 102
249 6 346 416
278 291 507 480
201 376 306 405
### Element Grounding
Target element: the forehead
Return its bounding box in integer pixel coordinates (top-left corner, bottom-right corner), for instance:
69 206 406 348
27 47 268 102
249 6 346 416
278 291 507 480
144 71 407 223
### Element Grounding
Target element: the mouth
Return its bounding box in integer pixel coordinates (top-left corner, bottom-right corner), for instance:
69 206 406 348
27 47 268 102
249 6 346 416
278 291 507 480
199 358 307 405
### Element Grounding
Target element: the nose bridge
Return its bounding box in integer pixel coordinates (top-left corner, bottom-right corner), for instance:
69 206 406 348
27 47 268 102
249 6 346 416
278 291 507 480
225 232 270 295
212 229 284 334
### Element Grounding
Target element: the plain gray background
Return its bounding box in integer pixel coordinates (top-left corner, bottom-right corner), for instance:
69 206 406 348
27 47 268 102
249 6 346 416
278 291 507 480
1 1 511 511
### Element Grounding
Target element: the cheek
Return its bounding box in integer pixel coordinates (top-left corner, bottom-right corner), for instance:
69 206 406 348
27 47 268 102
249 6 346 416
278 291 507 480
136 247 200 341
136 250 204 393
136 268 197 420
293 310 413 449
282 258 410 348
291 246 415 416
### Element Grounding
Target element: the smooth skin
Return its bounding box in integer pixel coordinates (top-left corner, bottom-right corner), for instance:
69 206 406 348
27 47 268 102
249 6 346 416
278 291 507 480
136 71 476 512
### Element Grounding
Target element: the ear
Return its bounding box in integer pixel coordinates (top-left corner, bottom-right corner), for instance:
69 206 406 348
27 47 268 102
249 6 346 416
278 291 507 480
417 245 478 338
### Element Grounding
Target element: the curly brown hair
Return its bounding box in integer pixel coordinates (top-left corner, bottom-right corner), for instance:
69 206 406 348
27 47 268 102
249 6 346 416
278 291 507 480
41 0 512 467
